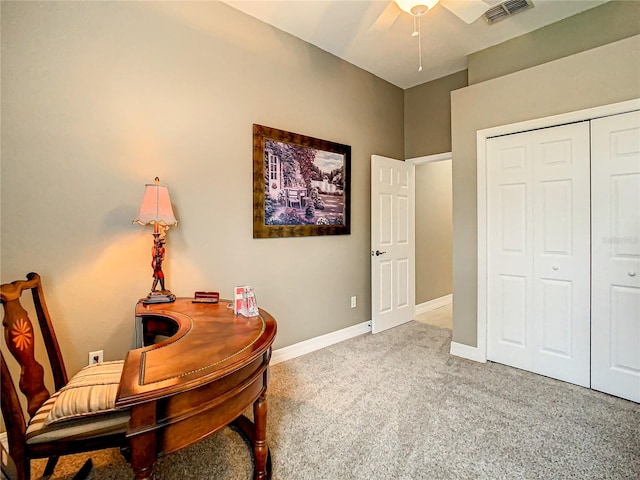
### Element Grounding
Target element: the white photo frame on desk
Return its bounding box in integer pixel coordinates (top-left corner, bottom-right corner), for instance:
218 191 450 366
234 286 259 317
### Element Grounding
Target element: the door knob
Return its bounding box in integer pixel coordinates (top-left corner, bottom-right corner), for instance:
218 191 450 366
552 266 559 270
372 250 387 257
629 271 637 277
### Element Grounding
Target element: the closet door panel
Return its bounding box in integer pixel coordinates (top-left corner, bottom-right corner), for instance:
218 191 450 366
540 180 572 254
610 286 640 371
498 274 527 346
487 133 533 370
487 122 590 386
592 110 640 402
539 278 572 355
532 123 591 387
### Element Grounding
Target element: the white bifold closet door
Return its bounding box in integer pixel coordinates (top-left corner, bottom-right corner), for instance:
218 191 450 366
591 111 640 403
486 122 591 387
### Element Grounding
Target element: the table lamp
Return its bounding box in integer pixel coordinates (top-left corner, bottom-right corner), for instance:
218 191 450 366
134 177 178 304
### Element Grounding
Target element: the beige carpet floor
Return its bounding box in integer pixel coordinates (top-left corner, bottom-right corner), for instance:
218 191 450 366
413 303 452 329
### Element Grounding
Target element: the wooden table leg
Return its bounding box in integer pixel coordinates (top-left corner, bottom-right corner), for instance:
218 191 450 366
128 403 158 480
253 393 268 480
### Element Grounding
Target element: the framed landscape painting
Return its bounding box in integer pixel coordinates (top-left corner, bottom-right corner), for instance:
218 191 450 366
253 124 351 238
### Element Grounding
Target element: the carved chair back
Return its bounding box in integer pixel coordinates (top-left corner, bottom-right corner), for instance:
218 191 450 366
1 272 68 420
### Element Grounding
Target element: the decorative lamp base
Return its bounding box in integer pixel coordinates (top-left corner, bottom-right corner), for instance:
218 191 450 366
142 291 177 305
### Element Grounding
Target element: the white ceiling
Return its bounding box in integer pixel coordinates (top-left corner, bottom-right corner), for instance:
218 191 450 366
222 0 609 89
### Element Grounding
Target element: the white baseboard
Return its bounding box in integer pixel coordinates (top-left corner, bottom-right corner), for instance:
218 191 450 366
271 320 372 365
415 294 452 317
450 341 487 363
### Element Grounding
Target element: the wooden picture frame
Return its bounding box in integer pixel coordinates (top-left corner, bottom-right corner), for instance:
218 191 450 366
253 124 351 238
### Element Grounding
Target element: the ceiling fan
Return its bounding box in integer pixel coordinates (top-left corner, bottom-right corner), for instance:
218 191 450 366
397 0 492 24
373 0 493 71
375 0 492 29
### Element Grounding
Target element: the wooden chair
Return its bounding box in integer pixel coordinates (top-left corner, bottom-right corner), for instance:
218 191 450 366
1 273 130 480
285 188 303 208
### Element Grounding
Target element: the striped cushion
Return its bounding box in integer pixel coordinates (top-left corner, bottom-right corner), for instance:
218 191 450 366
44 360 124 425
25 401 129 444
25 360 129 445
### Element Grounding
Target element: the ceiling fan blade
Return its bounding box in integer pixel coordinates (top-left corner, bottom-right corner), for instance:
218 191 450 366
441 0 491 24
368 1 402 33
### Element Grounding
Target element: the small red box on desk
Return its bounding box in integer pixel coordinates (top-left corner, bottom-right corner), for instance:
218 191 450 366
192 291 219 303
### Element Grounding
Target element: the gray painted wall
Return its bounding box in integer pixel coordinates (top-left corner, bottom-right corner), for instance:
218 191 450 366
468 0 640 84
404 70 468 158
451 35 640 347
0 1 404 376
415 160 452 304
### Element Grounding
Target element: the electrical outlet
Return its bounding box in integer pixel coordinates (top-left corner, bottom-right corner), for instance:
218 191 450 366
89 350 103 365
350 296 357 308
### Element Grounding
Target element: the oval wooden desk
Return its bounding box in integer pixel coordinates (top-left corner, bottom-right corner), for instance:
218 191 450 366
115 299 277 480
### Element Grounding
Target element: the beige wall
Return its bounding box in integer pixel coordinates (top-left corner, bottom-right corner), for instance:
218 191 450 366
451 35 640 346
404 70 468 158
468 0 640 84
0 1 404 377
415 160 452 304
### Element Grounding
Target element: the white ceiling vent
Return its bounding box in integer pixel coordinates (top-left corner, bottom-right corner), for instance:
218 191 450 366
484 0 534 24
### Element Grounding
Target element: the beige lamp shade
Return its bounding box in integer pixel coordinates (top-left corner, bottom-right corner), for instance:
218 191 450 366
133 178 177 227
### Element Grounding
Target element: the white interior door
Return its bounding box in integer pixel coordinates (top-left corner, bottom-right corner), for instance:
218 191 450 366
486 122 591 387
591 110 640 403
371 155 415 334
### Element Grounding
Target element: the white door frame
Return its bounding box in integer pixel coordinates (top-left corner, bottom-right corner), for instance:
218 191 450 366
407 152 452 166
474 98 640 363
